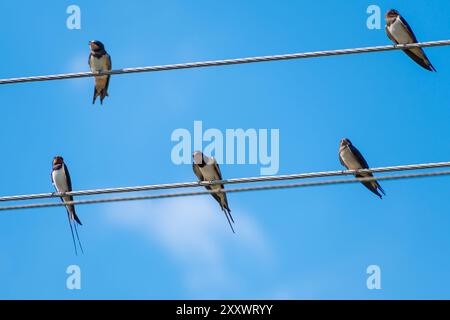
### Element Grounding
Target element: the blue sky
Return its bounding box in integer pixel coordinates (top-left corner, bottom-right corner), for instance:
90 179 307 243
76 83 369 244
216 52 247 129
0 0 449 299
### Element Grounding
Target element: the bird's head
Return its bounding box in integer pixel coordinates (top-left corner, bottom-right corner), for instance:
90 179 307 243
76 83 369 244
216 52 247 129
385 9 400 22
53 156 64 169
89 40 105 52
340 138 352 148
193 151 205 166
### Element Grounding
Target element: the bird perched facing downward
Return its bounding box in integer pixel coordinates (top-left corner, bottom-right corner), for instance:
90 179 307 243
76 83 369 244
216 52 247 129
51 156 84 254
385 9 436 72
339 139 386 199
192 151 235 233
89 40 112 105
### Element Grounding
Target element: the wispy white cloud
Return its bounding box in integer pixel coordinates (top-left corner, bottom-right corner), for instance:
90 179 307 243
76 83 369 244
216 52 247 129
67 52 89 73
65 52 91 91
105 197 272 294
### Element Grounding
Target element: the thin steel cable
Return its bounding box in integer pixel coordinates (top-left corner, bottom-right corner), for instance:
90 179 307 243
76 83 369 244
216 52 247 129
0 161 449 203
1 40 449 85
0 170 449 212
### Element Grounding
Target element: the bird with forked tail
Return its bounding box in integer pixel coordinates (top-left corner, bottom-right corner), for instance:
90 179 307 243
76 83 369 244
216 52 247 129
339 139 386 199
385 9 436 72
89 40 112 105
51 156 84 255
192 151 235 233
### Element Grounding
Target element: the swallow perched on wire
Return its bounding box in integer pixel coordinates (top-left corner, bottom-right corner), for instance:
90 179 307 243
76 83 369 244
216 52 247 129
192 151 235 233
51 156 84 254
385 9 436 72
89 40 112 105
339 139 386 199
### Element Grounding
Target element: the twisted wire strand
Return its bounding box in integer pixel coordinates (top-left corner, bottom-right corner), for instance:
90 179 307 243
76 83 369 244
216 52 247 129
0 161 448 203
1 40 449 85
0 169 449 212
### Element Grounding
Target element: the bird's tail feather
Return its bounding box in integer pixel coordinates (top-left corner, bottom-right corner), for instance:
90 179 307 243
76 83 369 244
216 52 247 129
67 212 78 256
356 174 385 199
93 88 109 105
223 208 235 234
377 182 386 196
92 87 98 104
404 49 437 72
72 211 83 225
99 89 108 105
73 221 84 254
65 203 83 254
223 202 235 224
361 181 384 199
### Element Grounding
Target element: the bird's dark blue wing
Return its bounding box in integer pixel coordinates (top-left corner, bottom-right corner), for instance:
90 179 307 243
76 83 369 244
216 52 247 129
349 144 370 169
399 15 419 43
192 163 204 181
104 54 112 92
64 164 73 191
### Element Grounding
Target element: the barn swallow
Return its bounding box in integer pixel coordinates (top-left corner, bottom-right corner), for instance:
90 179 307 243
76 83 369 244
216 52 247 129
192 151 235 233
385 9 436 72
51 156 84 254
339 139 385 199
89 40 112 105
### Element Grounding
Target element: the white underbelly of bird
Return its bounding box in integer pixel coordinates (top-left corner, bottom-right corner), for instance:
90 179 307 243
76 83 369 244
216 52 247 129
90 56 109 89
340 149 362 170
200 166 222 190
52 169 68 192
91 55 109 72
389 19 414 44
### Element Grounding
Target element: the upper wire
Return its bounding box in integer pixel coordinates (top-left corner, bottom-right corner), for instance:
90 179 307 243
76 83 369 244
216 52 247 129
0 169 449 212
0 40 449 85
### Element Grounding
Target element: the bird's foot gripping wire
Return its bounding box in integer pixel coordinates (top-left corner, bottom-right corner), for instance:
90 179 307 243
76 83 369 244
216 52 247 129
52 191 64 197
